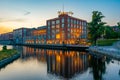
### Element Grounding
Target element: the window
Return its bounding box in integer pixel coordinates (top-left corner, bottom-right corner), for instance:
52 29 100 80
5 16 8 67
52 35 55 39
62 31 64 33
71 19 73 23
62 24 64 28
48 36 51 39
71 29 73 33
74 25 77 28
62 18 64 23
52 21 55 25
48 21 50 26
74 20 76 24
56 20 60 24
48 26 50 29
52 25 55 28
68 33 70 38
84 22 87 26
77 20 79 24
68 28 70 32
56 24 60 28
82 21 84 25
71 24 73 28
52 30 55 34
67 18 70 23
56 34 60 39
56 29 59 33
79 21 81 25
68 24 70 28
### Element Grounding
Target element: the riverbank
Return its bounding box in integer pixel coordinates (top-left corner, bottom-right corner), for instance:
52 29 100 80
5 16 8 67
89 46 120 60
97 39 119 46
0 49 20 68
0 49 17 60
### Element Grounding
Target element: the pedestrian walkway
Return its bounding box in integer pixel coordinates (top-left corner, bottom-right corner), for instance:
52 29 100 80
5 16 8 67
89 46 120 60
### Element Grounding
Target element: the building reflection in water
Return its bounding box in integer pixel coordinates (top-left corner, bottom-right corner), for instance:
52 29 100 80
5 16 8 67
14 46 106 79
46 50 89 78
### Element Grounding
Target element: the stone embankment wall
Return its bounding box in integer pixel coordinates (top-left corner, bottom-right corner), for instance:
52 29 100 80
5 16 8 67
0 53 20 67
89 46 120 60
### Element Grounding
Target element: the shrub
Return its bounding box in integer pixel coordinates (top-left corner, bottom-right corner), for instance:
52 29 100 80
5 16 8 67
2 45 7 50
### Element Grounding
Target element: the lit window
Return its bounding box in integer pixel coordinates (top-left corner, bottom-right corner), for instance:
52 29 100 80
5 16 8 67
56 33 60 39
52 25 55 28
71 29 73 33
56 24 60 28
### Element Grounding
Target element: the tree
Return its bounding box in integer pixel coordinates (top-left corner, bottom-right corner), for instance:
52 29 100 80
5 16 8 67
104 26 117 39
117 22 120 27
117 22 120 38
2 45 7 50
88 11 106 45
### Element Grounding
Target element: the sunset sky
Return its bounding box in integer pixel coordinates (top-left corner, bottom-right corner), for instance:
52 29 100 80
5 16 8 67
0 0 120 34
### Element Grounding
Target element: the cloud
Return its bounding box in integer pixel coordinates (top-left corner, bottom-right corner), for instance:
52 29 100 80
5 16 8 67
24 11 31 15
0 18 26 22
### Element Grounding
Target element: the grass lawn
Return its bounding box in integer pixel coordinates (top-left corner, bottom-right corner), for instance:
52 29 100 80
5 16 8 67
97 39 120 46
0 49 17 61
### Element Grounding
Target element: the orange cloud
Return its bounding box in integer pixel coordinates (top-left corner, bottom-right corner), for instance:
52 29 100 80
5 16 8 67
0 25 13 34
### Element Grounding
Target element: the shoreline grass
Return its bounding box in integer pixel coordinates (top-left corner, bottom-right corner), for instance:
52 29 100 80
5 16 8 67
0 49 17 61
97 39 120 46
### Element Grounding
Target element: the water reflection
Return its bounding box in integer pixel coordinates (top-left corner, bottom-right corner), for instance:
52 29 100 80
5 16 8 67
0 46 119 80
15 46 107 79
14 46 90 78
0 45 13 51
46 50 89 78
89 56 106 80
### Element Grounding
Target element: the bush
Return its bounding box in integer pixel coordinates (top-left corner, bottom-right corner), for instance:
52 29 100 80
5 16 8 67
2 45 7 50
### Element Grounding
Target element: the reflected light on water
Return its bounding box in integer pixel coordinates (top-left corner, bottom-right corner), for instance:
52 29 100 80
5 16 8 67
0 46 120 80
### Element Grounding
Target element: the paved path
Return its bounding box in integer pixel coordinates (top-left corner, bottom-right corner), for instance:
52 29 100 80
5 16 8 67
113 41 120 49
89 46 120 60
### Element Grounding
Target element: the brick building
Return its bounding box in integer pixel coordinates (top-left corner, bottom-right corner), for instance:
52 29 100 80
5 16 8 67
46 12 87 45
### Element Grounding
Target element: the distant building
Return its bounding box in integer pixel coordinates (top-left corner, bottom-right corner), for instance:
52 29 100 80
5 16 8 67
112 26 120 32
46 11 87 45
25 26 47 44
13 28 32 44
0 32 13 44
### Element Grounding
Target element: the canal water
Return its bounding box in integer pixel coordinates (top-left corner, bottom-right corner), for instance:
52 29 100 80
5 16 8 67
0 45 120 80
